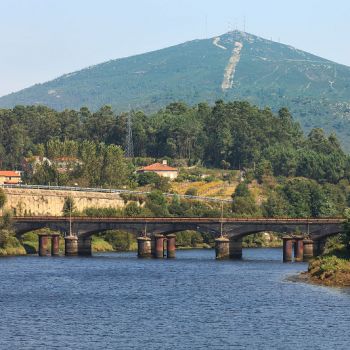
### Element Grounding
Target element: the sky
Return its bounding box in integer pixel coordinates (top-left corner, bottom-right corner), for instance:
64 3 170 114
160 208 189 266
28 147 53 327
1 0 350 97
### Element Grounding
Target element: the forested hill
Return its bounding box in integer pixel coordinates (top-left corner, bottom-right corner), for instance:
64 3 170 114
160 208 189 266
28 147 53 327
1 30 350 149
1 101 349 188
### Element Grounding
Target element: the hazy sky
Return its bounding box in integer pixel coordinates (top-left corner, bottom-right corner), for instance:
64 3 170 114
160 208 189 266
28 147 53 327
1 0 349 97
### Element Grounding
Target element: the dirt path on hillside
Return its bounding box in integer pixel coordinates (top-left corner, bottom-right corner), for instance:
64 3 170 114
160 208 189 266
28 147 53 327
221 41 243 90
213 37 227 50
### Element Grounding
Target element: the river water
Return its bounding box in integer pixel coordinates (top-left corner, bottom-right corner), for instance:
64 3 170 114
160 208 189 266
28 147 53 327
0 248 349 350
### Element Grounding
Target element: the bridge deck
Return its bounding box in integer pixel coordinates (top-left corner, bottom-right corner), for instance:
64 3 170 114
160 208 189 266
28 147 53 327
12 216 345 224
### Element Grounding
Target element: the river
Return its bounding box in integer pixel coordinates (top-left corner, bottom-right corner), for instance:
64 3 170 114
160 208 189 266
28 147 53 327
0 248 349 349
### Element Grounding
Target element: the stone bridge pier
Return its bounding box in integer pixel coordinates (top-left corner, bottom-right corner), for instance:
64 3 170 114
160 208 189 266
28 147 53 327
38 233 60 256
14 216 343 259
64 235 92 256
282 237 327 262
137 233 176 259
215 237 242 259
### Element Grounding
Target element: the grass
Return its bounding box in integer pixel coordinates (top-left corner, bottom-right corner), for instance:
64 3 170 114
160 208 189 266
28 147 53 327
0 236 26 256
0 231 130 256
243 232 282 248
308 255 350 286
305 235 350 286
21 231 66 255
21 232 117 254
171 180 237 199
92 237 114 252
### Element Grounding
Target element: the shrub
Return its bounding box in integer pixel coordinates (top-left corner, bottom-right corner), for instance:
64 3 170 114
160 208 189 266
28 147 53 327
125 202 142 217
63 196 76 216
83 207 122 217
103 231 136 251
185 187 198 196
154 176 171 192
137 172 160 186
0 189 6 209
146 191 169 217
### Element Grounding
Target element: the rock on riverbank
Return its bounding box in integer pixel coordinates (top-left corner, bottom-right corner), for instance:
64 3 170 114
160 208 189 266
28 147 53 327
303 256 350 287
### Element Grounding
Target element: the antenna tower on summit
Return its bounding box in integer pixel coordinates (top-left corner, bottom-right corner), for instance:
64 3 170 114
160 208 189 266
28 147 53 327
125 110 134 158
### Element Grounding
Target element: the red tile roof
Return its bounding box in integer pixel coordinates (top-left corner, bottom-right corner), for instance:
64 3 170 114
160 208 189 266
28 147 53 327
139 163 178 172
0 171 21 177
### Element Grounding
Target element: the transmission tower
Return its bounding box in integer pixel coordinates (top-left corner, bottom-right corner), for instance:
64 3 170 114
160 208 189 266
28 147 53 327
125 112 134 158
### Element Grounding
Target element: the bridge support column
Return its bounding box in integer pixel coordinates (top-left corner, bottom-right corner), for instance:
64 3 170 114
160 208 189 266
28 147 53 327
51 234 60 256
283 237 293 262
137 236 152 258
229 238 242 260
294 238 304 262
78 237 92 256
65 236 78 256
153 234 165 258
166 234 176 259
303 239 314 261
215 237 230 259
38 234 50 256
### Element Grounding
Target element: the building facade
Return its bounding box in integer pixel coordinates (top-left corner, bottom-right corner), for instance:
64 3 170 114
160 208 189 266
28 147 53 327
0 171 22 185
137 160 178 180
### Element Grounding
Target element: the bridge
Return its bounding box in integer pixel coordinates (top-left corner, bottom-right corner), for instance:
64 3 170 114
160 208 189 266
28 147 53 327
12 216 345 261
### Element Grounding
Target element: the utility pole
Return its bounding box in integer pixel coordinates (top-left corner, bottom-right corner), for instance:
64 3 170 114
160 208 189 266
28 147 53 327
220 200 224 237
125 111 134 158
69 201 72 237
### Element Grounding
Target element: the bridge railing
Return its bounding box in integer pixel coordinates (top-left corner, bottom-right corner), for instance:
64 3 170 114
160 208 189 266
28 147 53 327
11 216 346 224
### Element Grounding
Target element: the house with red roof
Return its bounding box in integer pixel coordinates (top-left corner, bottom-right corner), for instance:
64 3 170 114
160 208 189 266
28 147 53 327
137 160 178 180
0 170 22 185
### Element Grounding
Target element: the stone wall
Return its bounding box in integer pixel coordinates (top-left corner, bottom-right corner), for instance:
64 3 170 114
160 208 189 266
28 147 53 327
1 188 126 216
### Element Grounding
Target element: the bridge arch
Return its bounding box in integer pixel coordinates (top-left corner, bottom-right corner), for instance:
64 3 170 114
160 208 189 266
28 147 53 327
14 223 68 238
79 226 213 239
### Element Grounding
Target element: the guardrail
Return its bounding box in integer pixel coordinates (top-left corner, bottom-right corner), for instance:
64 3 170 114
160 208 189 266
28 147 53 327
0 184 232 203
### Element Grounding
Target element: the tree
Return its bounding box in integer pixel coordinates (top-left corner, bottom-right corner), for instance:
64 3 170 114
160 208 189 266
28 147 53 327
31 160 59 185
63 196 76 216
85 105 115 142
342 208 350 248
125 202 142 217
262 192 289 218
146 191 169 217
137 172 160 186
185 187 198 196
154 176 171 192
231 183 260 216
0 189 6 209
168 195 187 217
255 160 273 183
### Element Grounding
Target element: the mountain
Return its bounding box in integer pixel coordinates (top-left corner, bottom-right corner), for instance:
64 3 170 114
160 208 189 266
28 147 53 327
2 30 350 149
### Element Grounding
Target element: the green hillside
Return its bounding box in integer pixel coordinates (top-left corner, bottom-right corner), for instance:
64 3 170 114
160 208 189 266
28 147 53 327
1 30 350 148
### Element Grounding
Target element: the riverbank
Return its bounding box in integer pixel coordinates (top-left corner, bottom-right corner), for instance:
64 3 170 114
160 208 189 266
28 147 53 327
0 236 26 256
302 255 350 287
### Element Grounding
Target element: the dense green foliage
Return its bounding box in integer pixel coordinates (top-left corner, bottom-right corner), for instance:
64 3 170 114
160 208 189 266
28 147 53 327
232 183 260 216
262 178 349 218
1 98 350 218
0 189 6 209
62 196 76 216
0 193 24 255
1 101 349 187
